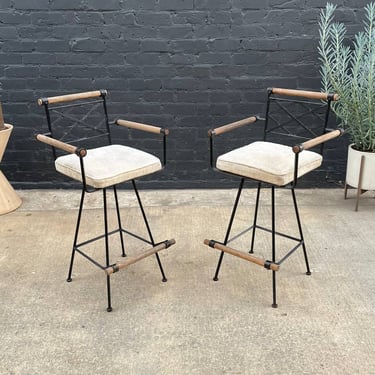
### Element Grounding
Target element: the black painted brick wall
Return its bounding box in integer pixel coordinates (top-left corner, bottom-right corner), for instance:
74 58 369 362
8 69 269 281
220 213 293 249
0 0 365 189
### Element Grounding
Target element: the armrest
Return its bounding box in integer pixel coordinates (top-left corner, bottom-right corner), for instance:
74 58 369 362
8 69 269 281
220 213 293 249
35 133 87 157
270 87 338 101
208 116 258 137
37 90 106 106
116 118 169 166
116 118 169 135
292 129 344 154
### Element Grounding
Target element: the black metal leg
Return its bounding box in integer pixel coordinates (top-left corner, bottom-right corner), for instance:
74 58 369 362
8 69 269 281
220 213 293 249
155 253 167 282
291 188 311 275
132 180 154 243
250 182 262 254
103 188 112 312
272 271 277 308
132 180 167 282
113 186 126 257
213 251 225 282
213 178 245 281
271 186 278 308
106 275 112 312
67 188 86 283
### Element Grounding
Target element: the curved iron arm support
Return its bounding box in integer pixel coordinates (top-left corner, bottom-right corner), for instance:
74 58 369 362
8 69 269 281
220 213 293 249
115 118 169 166
77 155 96 193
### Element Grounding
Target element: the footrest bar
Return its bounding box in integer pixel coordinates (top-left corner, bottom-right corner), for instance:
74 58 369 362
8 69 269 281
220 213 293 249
122 229 153 245
104 239 176 275
256 225 301 242
204 239 279 271
277 241 303 265
76 228 122 248
74 247 106 270
227 226 254 244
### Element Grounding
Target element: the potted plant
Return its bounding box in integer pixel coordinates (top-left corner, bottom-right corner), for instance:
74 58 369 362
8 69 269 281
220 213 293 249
318 2 375 209
0 103 21 214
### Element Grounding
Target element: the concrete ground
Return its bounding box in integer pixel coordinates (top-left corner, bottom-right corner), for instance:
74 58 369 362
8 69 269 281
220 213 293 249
0 188 374 375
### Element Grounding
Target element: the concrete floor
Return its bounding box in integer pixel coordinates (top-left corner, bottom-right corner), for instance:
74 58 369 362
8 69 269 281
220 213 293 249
0 188 374 374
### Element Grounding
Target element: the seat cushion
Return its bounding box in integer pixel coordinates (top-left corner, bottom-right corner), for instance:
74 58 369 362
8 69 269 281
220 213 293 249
55 144 162 189
216 141 322 186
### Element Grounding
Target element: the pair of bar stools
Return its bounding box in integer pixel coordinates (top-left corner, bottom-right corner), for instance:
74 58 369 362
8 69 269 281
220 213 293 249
36 88 342 311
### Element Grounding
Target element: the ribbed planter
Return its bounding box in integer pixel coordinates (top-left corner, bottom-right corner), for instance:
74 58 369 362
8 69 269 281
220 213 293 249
0 123 22 215
0 123 13 162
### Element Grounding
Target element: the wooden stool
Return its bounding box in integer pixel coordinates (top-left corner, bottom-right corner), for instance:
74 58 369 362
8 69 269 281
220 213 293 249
0 124 22 215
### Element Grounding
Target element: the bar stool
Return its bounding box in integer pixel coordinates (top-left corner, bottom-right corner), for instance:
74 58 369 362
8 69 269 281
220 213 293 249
204 88 342 307
36 90 175 311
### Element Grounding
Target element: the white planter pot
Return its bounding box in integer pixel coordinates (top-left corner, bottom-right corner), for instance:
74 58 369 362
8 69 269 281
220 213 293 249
346 144 375 190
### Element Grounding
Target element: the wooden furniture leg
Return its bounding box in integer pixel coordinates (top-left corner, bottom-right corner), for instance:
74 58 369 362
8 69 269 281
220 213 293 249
0 170 21 215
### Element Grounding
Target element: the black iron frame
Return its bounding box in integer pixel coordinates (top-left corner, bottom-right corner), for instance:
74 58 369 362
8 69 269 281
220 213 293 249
38 90 170 312
207 88 337 308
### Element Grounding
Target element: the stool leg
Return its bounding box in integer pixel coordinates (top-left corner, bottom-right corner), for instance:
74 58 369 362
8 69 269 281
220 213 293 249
272 271 277 308
213 252 224 282
103 188 113 312
250 182 262 254
355 155 365 212
155 252 167 282
132 180 167 282
344 181 348 199
291 188 311 275
67 188 85 283
271 186 278 308
113 186 126 257
106 275 112 312
214 178 245 281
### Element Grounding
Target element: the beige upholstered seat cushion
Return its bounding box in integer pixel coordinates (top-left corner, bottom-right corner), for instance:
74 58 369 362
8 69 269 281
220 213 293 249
55 144 162 189
216 141 322 186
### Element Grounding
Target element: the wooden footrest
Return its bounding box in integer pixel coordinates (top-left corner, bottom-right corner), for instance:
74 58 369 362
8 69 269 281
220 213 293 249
105 239 176 275
204 239 279 271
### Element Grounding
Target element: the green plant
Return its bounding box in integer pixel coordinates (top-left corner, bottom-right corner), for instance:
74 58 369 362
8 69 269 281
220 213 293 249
318 2 375 152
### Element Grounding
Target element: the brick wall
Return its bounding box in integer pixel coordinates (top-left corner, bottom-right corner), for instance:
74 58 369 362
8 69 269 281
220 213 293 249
0 0 364 189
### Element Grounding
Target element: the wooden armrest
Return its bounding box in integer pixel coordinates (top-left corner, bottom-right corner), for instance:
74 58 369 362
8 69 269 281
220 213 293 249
35 134 87 157
37 90 106 106
270 87 338 101
204 239 279 271
293 129 344 153
208 116 258 137
116 118 169 135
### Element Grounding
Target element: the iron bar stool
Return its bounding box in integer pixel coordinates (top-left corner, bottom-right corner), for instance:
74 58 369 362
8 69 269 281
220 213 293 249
36 90 175 311
204 87 342 307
